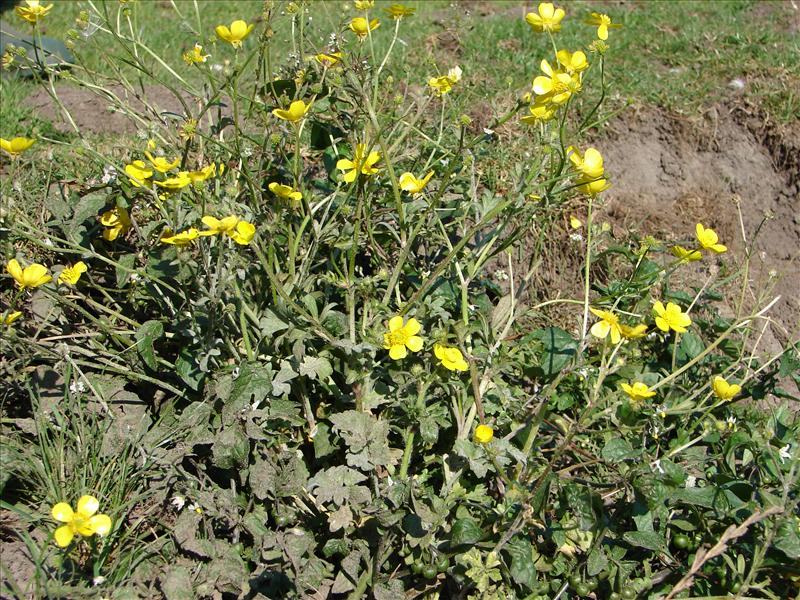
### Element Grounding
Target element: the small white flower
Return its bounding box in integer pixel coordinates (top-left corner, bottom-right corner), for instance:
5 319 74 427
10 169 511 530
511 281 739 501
569 232 584 242
779 443 792 464
69 380 87 394
171 495 186 511
92 576 106 586
101 165 118 184
652 459 664 474
685 475 697 488
188 503 202 514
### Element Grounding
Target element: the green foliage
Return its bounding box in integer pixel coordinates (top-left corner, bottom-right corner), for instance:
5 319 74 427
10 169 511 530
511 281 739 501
1 1 798 599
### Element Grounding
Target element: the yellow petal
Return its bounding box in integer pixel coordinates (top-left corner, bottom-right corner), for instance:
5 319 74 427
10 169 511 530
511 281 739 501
215 25 231 41
89 514 112 536
77 495 99 518
230 20 248 39
389 344 407 360
405 335 423 352
6 259 23 285
388 316 404 332
404 318 421 336
54 525 75 547
51 502 74 523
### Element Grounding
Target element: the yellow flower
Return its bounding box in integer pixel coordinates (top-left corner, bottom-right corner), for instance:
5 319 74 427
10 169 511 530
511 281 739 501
215 20 254 48
315 52 343 67
569 216 583 229
100 207 131 242
524 2 565 33
154 171 193 190
272 100 311 123
577 175 610 196
520 97 557 124
0 136 35 157
653 301 691 334
556 49 588 74
349 17 380 39
200 216 255 245
433 344 468 372
712 376 741 401
532 60 580 105
15 0 53 24
383 316 423 360
58 262 87 286
269 182 302 203
398 171 434 194
144 151 180 173
385 4 415 18
695 223 727 254
336 143 381 183
3 310 23 326
589 308 622 344
568 146 605 179
474 424 494 444
621 381 656 403
354 0 374 9
183 43 210 65
124 160 153 187
585 12 621 41
51 496 112 548
187 164 218 183
428 65 462 96
229 221 255 245
619 323 648 340
160 228 199 246
671 245 702 262
6 259 51 289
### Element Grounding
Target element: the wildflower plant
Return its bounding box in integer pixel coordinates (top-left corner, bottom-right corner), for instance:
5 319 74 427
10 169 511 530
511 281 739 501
0 1 798 598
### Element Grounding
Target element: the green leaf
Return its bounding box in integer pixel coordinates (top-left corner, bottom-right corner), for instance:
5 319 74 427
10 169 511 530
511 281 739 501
587 545 608 576
450 517 483 548
135 320 163 370
677 331 705 363
299 355 333 381
601 438 640 462
622 530 666 552
504 537 537 589
307 466 369 506
160 566 195 600
774 520 800 559
669 487 726 510
271 360 297 397
175 348 203 390
329 410 399 470
212 425 249 469
532 327 577 376
258 309 289 338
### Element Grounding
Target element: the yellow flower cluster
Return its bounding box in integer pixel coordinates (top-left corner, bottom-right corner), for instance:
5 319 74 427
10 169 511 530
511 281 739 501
336 143 381 183
124 151 221 191
568 146 611 196
15 0 52 24
1 136 35 157
428 66 462 97
215 20 254 49
672 223 727 262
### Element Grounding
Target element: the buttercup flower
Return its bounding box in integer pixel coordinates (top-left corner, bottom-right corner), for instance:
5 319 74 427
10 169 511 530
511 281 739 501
621 381 656 403
525 2 565 33
100 206 131 242
556 49 588 74
160 228 200 246
399 171 434 194
671 245 702 262
336 143 381 183
520 97 557 124
577 175 610 196
144 151 180 173
58 262 87 286
434 344 469 372
474 424 494 444
199 216 255 245
620 323 648 340
385 4 415 18
532 60 580 105
187 164 218 183
695 223 727 253
354 0 374 9
15 0 52 24
568 146 605 179
6 259 51 289
349 17 380 39
124 160 153 187
51 496 112 548
0 137 35 157
183 43 209 65
272 100 311 123
215 20 254 48
712 376 741 401
653 301 691 334
269 182 302 203
315 52 342 66
3 310 22 326
154 171 193 190
383 316 423 360
569 216 583 229
589 308 622 344
585 12 621 41
428 65 462 96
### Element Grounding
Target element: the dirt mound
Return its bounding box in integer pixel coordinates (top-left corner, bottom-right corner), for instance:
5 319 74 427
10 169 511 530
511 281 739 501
596 105 799 351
